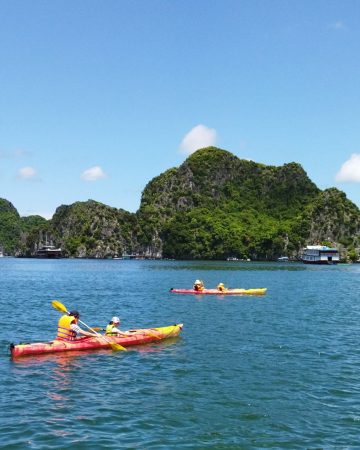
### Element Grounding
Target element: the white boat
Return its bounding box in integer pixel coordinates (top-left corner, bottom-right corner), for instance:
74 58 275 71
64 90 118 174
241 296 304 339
36 245 62 258
301 245 339 264
277 256 289 262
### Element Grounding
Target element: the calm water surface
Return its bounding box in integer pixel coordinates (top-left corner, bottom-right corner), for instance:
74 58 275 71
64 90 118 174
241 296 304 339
1 258 360 449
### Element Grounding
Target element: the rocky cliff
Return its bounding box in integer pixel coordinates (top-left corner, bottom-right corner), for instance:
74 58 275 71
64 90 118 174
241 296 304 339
1 147 360 260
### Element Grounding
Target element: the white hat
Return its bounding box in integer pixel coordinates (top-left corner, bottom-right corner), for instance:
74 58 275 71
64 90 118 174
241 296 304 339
195 280 201 284
111 316 120 323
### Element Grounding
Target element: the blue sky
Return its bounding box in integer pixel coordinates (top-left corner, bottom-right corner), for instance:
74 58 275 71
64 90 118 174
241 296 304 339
1 0 360 219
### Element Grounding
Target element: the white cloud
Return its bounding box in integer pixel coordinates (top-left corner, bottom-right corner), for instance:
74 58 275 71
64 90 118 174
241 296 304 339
14 149 31 157
22 210 53 220
335 154 360 182
330 21 346 30
179 124 217 155
17 166 38 180
1 148 30 158
81 166 107 181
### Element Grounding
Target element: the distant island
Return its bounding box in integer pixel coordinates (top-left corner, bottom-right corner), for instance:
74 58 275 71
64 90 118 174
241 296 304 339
1 147 360 261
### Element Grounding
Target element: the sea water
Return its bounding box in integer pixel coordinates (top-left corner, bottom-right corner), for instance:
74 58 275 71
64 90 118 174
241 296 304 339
1 258 360 449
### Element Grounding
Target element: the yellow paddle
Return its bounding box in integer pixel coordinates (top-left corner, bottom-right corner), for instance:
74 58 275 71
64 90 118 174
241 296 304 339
51 300 127 352
145 329 161 340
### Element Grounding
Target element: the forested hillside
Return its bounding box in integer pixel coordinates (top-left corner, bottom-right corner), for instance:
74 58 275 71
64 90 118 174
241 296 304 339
1 147 360 260
137 147 360 260
0 199 21 254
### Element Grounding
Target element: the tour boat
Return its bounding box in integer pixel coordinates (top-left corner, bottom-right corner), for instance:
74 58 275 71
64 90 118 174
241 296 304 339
301 245 339 264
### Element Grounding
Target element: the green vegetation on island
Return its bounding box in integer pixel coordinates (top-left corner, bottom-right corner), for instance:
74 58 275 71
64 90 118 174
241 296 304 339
1 147 360 260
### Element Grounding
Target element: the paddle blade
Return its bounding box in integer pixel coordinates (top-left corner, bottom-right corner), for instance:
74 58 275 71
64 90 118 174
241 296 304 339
146 332 161 340
110 343 127 351
51 300 68 313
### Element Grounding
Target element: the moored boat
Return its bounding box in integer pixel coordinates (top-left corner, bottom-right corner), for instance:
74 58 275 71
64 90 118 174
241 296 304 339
301 245 339 264
170 288 267 295
277 256 289 262
10 324 183 358
36 245 62 258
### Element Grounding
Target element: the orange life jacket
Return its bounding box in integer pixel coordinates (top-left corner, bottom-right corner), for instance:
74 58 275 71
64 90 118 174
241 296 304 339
56 315 77 341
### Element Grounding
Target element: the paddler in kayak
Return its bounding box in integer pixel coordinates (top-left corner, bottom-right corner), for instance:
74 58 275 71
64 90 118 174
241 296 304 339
193 279 205 291
56 310 97 341
105 316 129 337
217 282 227 292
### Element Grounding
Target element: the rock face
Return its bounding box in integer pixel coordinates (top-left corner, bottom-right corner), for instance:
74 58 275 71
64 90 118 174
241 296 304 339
137 147 360 260
0 199 21 254
140 149 320 218
306 188 360 251
2 147 360 260
50 200 140 258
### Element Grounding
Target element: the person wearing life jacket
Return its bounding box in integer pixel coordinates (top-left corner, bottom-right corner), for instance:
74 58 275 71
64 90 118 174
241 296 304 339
105 316 129 337
56 310 97 341
217 282 227 292
193 279 205 291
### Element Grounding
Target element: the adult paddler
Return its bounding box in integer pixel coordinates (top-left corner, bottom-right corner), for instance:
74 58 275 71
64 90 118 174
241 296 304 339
56 310 97 341
193 279 205 291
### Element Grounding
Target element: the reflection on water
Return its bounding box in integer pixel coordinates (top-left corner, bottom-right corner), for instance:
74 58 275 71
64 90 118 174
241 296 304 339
10 336 182 366
10 349 106 366
147 261 360 272
147 261 308 271
7 335 182 446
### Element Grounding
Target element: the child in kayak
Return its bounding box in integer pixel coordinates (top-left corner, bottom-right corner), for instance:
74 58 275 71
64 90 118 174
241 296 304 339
105 316 129 337
193 279 205 291
217 282 227 292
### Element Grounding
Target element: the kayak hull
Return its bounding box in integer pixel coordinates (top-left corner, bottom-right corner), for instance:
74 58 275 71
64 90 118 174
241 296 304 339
170 288 267 295
10 324 183 358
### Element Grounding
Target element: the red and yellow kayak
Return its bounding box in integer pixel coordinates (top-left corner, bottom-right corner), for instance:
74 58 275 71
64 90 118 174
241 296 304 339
10 324 183 358
170 288 267 295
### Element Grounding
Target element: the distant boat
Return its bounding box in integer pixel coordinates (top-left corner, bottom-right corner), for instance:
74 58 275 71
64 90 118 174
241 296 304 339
277 256 289 262
301 245 339 265
36 245 62 259
0 251 3 258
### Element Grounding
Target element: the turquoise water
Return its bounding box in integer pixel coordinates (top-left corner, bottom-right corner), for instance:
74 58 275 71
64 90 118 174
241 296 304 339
1 258 360 449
